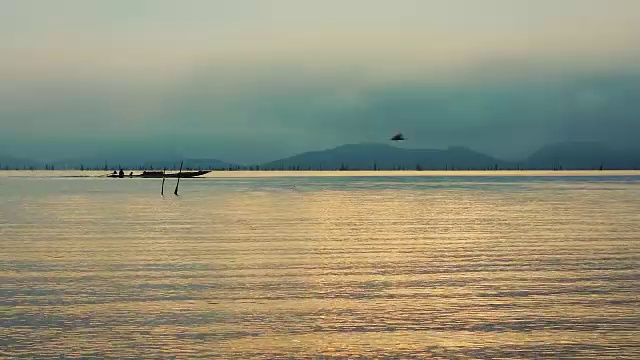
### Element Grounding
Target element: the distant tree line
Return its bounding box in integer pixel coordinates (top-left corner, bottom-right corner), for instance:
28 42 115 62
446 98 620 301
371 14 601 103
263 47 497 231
0 161 631 171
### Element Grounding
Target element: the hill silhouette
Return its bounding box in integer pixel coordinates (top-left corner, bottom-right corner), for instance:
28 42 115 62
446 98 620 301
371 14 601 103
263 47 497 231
260 143 510 170
524 142 640 170
2 141 640 171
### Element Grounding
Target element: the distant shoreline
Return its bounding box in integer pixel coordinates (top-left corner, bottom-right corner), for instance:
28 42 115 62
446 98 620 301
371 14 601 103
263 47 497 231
2 142 639 172
2 169 640 178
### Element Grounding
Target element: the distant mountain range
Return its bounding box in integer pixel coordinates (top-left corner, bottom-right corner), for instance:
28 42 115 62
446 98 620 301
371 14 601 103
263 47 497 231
523 142 640 170
259 142 640 170
1 142 639 171
260 143 510 170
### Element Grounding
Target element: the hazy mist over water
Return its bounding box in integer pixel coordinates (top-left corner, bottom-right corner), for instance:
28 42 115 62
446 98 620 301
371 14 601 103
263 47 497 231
1 172 639 358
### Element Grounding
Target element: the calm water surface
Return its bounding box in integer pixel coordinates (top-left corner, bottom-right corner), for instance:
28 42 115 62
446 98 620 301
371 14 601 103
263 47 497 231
1 171 639 359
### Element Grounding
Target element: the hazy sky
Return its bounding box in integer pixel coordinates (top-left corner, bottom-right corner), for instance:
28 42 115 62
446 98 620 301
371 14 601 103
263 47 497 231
2 0 640 163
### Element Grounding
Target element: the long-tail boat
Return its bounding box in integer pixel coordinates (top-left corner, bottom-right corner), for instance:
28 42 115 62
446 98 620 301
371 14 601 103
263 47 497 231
107 170 210 178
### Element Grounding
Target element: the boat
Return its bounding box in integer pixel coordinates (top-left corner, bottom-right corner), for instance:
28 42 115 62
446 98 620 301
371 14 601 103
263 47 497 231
107 170 211 178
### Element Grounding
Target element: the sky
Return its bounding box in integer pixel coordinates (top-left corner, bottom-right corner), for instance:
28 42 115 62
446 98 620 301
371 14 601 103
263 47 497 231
1 0 640 164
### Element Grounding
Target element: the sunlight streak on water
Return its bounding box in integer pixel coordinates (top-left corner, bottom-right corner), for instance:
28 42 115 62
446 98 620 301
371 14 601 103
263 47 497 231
1 172 639 358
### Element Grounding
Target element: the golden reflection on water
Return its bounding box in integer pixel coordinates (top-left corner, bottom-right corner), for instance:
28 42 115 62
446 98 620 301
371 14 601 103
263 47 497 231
1 172 639 358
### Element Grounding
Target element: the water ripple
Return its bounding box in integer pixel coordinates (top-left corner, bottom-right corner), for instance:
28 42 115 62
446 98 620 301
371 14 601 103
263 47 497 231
1 173 639 358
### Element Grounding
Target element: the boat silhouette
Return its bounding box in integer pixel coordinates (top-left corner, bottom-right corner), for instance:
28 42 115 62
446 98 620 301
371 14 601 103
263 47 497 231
107 170 210 178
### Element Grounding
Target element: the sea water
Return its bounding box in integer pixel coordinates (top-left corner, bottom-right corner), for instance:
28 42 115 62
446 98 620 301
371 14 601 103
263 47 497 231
1 171 639 358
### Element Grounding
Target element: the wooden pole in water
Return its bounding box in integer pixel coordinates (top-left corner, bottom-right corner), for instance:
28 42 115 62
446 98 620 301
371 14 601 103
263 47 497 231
161 168 166 196
174 161 183 196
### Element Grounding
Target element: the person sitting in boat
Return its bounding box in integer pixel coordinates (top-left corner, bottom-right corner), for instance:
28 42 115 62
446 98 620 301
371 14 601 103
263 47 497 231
118 169 124 178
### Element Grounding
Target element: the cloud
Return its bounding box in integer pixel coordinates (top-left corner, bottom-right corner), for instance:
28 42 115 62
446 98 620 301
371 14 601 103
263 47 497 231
1 1 640 163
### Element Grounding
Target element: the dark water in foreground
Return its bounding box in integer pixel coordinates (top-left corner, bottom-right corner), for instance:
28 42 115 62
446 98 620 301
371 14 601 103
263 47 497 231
1 171 639 359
